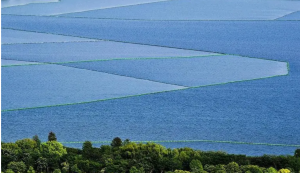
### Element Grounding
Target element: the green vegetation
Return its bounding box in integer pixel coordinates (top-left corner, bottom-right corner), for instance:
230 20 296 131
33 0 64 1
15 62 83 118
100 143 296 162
2 132 300 173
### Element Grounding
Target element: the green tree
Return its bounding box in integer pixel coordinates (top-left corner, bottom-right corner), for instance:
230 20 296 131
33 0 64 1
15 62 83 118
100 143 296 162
204 165 215 173
295 149 300 158
1 143 21 170
174 170 191 173
15 139 38 166
40 141 67 158
36 157 47 173
111 137 122 148
123 139 131 146
5 169 14 173
71 164 81 173
130 166 145 173
27 166 35 173
267 167 278 173
226 162 241 173
82 141 93 159
278 169 290 173
242 165 263 173
40 141 67 170
190 160 203 173
32 135 41 147
61 162 69 173
48 132 57 141
76 160 90 173
214 165 226 173
16 139 37 151
53 169 61 173
215 170 226 173
7 161 26 173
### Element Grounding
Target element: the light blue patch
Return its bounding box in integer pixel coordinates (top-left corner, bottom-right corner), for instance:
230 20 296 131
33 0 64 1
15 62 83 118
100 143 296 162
1 59 42 66
277 10 300 20
66 55 288 87
2 64 185 110
2 0 170 15
1 0 58 8
2 15 299 65
62 0 300 20
2 41 216 63
1 29 94 44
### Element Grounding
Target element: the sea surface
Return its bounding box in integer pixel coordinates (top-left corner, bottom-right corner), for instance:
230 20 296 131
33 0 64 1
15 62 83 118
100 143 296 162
2 64 184 110
62 0 300 20
2 41 213 63
277 11 300 20
1 29 94 44
65 55 288 87
1 0 58 8
2 72 299 155
1 0 169 15
1 3 300 156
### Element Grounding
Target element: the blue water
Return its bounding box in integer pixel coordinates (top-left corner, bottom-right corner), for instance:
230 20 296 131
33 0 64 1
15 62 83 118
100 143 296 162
1 0 58 8
2 15 300 156
1 29 94 44
1 0 169 15
277 11 300 20
2 71 299 155
2 41 214 63
65 55 288 87
2 64 184 110
62 0 300 20
2 15 299 65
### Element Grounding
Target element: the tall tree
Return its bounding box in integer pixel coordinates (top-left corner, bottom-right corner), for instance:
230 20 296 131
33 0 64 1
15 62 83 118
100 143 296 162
295 149 300 158
111 137 122 148
48 132 57 141
32 135 41 147
82 141 93 159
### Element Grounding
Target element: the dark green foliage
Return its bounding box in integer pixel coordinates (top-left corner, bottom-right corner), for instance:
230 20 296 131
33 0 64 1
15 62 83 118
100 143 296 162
295 149 300 158
111 137 122 148
48 132 57 142
241 165 263 173
71 164 81 173
190 159 203 172
36 157 47 173
123 139 131 146
7 161 27 173
32 135 41 147
53 169 61 173
226 162 241 173
5 169 14 173
27 166 35 173
1 143 21 171
2 135 300 173
129 166 145 173
82 141 93 159
61 161 69 173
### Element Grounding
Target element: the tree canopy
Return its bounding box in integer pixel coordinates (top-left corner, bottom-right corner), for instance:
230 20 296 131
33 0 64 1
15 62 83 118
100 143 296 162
1 134 300 173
